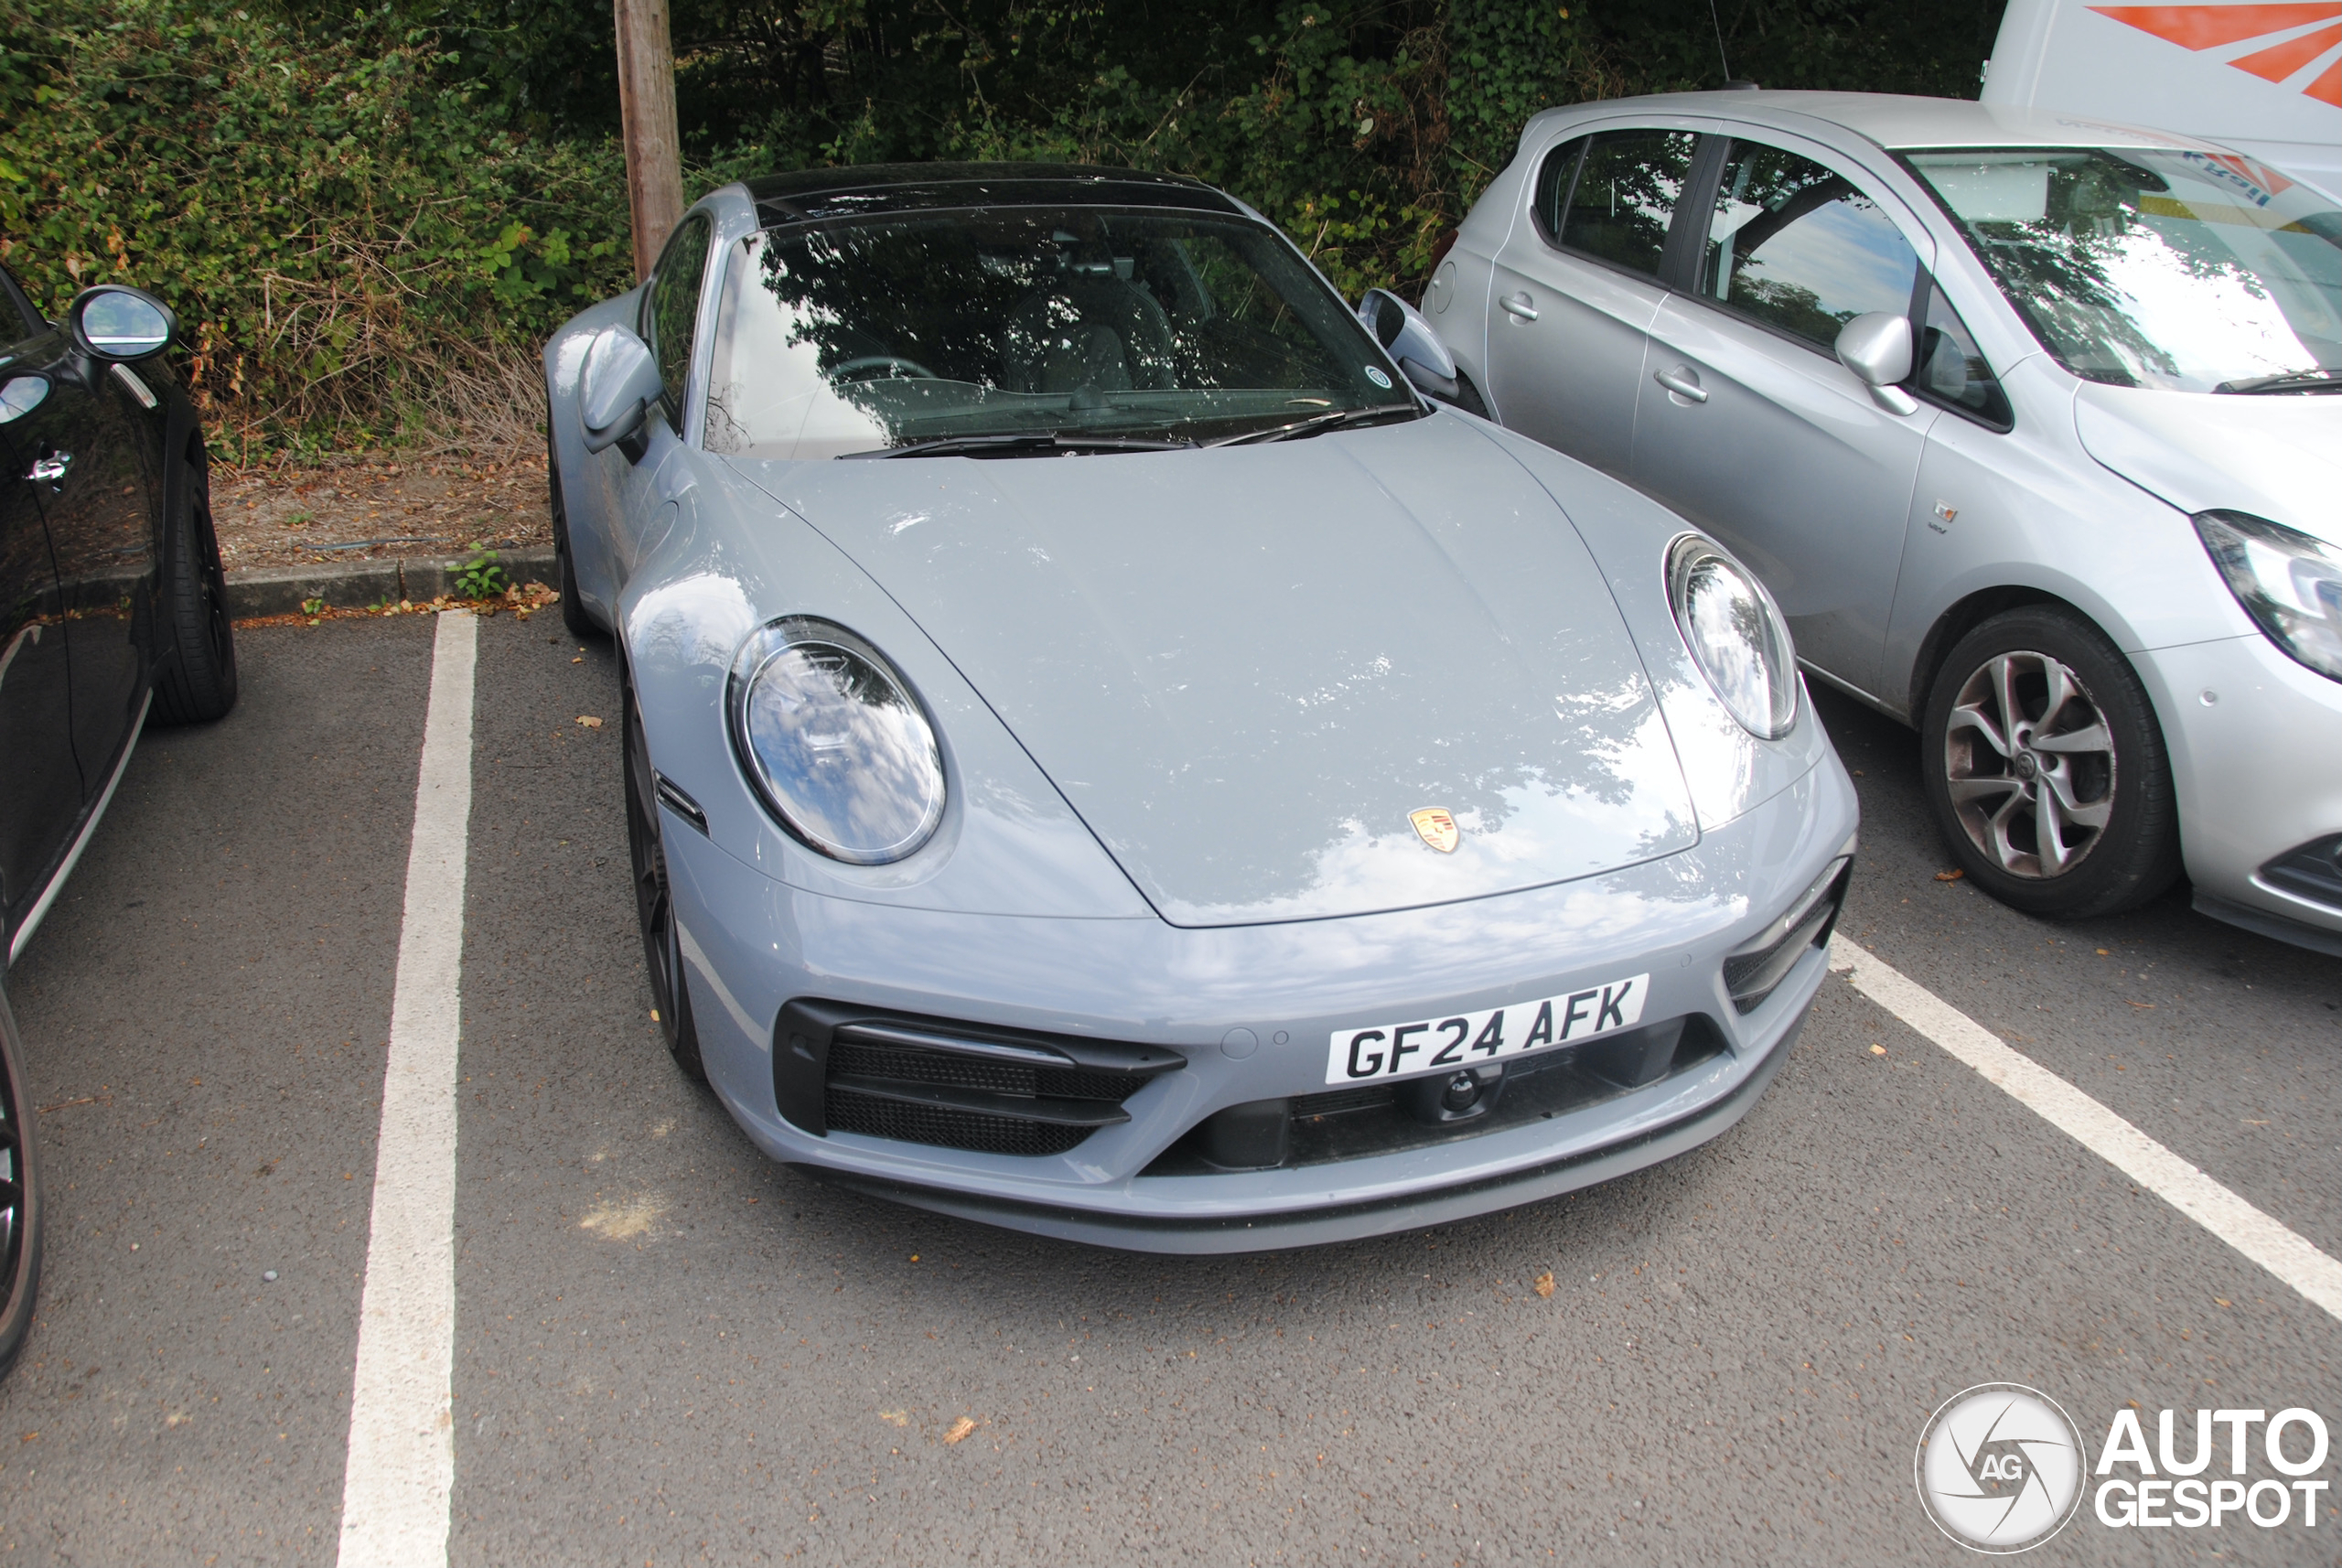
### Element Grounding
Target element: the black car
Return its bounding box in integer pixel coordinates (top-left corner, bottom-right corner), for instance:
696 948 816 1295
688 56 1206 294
0 262 238 1371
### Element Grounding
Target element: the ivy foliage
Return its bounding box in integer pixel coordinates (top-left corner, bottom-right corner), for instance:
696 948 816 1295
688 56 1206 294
2 0 2001 450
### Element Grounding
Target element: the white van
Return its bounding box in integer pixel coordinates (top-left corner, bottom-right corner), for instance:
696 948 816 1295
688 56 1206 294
1984 0 2342 201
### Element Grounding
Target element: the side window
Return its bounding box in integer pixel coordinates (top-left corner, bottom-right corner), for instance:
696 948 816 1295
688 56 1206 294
647 216 713 416
1531 137 1587 242
0 266 44 338
1698 141 1919 352
1914 279 2014 428
1554 130 1700 278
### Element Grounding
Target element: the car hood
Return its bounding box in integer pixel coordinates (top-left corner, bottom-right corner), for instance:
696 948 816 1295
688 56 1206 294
2073 384 2342 547
736 414 1697 927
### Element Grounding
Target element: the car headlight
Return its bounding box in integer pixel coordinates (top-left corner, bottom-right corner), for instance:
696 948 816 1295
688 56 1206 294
1667 534 1799 739
2195 510 2342 683
727 618 945 864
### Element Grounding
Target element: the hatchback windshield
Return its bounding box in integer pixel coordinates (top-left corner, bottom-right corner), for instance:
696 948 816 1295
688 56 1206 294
1907 147 2342 393
703 207 1413 457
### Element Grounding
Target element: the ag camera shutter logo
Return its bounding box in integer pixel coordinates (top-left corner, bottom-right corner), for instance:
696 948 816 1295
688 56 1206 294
1915 1384 2087 1552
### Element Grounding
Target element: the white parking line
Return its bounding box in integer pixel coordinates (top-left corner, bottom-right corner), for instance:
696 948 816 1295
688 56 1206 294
1831 940 2342 1326
336 610 477 1568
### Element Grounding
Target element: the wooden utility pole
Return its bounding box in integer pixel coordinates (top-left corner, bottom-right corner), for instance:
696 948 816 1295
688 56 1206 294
614 0 684 283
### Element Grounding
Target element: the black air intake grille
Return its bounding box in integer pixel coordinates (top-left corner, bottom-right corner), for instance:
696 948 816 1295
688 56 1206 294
824 1088 1094 1156
775 1000 1186 1155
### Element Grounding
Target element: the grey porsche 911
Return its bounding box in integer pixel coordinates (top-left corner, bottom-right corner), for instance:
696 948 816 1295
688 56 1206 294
543 164 1855 1251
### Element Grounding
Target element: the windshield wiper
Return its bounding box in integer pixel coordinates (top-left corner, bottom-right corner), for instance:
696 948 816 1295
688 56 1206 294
2214 370 2342 394
845 432 1198 459
1203 403 1424 447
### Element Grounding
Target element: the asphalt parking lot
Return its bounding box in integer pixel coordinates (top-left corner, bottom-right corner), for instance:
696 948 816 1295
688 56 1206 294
3 611 2338 1565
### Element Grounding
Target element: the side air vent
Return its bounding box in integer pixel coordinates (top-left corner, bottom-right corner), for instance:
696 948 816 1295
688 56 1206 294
2261 834 2342 913
1724 852 1853 1014
774 1001 1184 1156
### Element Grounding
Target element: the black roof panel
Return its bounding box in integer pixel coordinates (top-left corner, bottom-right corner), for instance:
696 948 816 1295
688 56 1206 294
742 163 1246 227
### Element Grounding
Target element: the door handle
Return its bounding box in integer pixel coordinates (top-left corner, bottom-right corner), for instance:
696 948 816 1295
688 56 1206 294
25 450 70 485
1499 293 1539 322
1653 367 1708 403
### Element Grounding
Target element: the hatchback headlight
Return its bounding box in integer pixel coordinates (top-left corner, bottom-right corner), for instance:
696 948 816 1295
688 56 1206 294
1668 535 1799 739
2195 510 2342 683
727 618 945 864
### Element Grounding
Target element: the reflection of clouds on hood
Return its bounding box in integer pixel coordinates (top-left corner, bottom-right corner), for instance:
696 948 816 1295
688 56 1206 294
632 572 757 674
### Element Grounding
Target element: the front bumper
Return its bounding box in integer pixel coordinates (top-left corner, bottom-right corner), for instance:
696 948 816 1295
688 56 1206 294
664 757 1856 1251
2136 632 2342 952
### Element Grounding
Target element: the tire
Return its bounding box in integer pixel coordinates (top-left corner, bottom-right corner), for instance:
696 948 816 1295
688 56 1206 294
1920 606 2182 919
623 670 705 1080
1446 368 1491 421
150 446 237 725
0 985 43 1379
550 431 598 641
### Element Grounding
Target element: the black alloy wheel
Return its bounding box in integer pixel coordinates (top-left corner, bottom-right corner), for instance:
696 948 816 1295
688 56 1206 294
624 672 705 1080
1921 605 2182 919
151 447 238 725
0 984 43 1378
549 429 597 641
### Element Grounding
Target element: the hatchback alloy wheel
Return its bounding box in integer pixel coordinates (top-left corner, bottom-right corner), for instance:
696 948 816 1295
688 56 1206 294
1942 648 2116 880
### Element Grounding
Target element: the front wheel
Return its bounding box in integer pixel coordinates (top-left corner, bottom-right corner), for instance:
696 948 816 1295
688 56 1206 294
0 985 43 1378
151 448 237 725
623 671 705 1080
1920 606 2181 919
549 431 598 641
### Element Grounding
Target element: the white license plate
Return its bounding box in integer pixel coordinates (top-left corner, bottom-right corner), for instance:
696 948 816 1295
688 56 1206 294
1323 973 1650 1087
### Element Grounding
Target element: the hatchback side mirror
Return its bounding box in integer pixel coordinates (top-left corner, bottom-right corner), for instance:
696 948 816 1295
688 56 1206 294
1357 287 1463 404
68 285 177 363
581 325 663 456
1834 312 1919 414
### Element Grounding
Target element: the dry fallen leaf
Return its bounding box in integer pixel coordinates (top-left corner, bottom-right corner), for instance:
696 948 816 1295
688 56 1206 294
1532 1271 1555 1299
577 715 604 729
2128 1001 2156 1009
943 1416 978 1445
2215 1298 2232 1308
1934 868 1964 882
1870 1044 1886 1056
878 1410 909 1428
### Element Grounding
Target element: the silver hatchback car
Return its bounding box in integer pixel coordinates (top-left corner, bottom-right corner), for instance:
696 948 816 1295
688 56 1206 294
1432 92 2342 953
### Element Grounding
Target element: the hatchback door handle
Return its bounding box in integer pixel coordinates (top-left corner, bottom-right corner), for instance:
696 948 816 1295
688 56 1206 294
26 450 70 485
1653 367 1708 403
1499 293 1539 322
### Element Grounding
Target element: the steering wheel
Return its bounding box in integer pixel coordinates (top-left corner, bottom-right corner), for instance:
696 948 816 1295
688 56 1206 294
832 355 940 382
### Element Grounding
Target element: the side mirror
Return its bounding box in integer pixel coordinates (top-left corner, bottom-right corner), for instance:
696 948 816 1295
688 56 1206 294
580 325 663 455
1357 287 1463 404
68 285 176 362
1834 312 1919 414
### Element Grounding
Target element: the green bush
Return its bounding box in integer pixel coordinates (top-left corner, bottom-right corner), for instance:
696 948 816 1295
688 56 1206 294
0 0 635 455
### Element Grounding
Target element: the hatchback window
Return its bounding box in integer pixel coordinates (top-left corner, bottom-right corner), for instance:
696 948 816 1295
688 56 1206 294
1914 280 2012 427
1908 147 2342 393
1555 130 1700 279
1698 142 1921 352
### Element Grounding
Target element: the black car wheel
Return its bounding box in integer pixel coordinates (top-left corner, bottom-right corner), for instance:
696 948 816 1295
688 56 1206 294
1921 605 2182 919
550 433 598 641
0 986 43 1378
151 446 237 725
624 671 705 1080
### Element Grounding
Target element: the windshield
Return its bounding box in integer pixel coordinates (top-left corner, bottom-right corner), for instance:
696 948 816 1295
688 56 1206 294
702 207 1415 457
1907 147 2342 392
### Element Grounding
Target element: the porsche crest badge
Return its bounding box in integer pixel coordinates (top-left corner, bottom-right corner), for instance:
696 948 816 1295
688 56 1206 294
1409 807 1459 854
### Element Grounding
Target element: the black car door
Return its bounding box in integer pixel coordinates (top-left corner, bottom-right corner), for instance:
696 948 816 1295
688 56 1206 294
0 319 84 952
5 316 158 797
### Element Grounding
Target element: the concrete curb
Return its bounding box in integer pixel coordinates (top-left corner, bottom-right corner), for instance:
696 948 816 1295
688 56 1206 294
225 547 558 619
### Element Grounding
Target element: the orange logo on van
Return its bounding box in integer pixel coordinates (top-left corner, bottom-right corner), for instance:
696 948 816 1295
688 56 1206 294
2090 4 2342 105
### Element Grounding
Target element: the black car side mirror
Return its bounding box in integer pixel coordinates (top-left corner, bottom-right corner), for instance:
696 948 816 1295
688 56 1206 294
581 325 664 458
1356 287 1463 404
67 285 177 362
